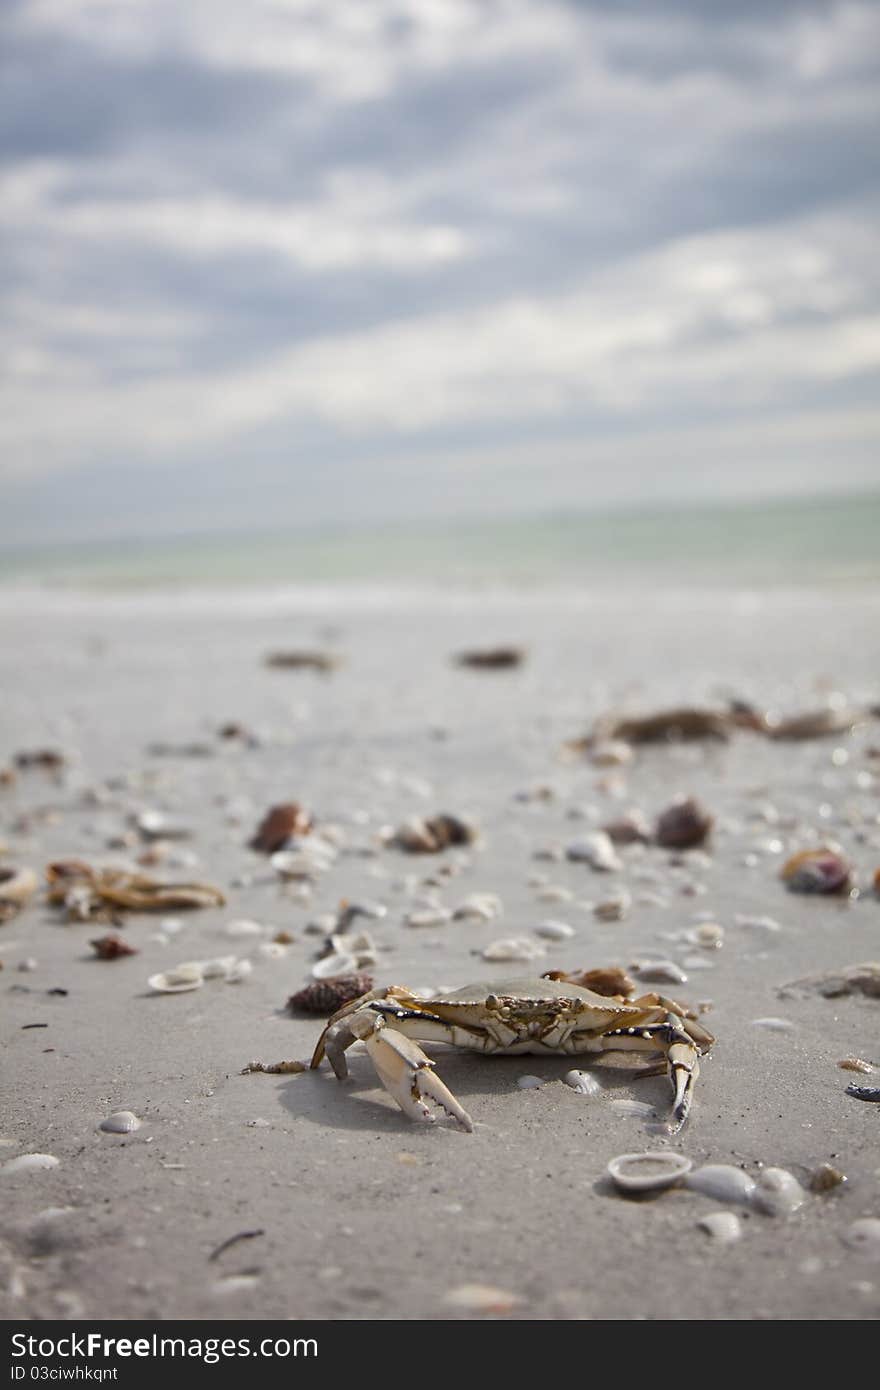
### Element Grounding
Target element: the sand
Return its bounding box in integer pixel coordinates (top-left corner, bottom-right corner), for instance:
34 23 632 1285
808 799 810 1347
1 584 879 1321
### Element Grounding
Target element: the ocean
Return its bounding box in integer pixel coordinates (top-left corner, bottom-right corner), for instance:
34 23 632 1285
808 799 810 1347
1 491 879 594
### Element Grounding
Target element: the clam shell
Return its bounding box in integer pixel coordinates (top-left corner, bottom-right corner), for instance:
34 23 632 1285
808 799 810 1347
607 1151 693 1193
752 1167 806 1216
534 920 575 940
684 1165 757 1204
2 1153 61 1174
99 1111 141 1134
147 962 204 993
563 1070 602 1096
698 1211 742 1243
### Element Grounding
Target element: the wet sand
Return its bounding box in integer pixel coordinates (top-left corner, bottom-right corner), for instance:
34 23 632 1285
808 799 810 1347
1 584 879 1321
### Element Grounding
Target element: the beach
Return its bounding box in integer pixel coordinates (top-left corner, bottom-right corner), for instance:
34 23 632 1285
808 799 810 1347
1 581 879 1321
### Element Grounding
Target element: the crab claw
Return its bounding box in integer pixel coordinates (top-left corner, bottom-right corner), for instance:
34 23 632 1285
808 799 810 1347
363 1026 474 1131
668 1041 700 1132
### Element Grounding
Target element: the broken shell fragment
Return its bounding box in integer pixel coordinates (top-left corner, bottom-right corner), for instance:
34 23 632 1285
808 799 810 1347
566 833 621 872
288 974 375 1015
311 951 358 980
264 650 341 672
250 803 312 853
607 1151 693 1193
655 797 714 850
838 1058 875 1073
781 847 853 895
443 1284 523 1314
454 646 525 670
683 1165 757 1204
46 862 225 919
452 893 502 922
99 1111 141 1134
589 740 633 767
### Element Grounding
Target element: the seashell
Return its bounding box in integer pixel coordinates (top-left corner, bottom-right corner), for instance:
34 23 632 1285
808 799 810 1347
608 1099 655 1118
481 937 546 963
781 846 852 895
2 1153 61 1174
264 649 340 673
594 891 631 922
752 1167 806 1216
684 1165 757 1204
90 934 138 960
607 1151 693 1193
563 1070 602 1096
312 951 358 979
590 740 633 767
46 862 225 918
147 963 204 993
271 847 334 880
0 865 39 919
14 748 66 770
443 1284 523 1313
810 1164 847 1194
842 1218 880 1256
517 1075 545 1089
288 973 374 1015
226 959 253 983
630 959 688 986
655 797 714 850
327 930 376 966
135 810 191 841
534 920 575 941
536 885 573 903
691 923 724 950
392 814 478 854
256 941 288 960
337 900 388 928
200 955 237 979
250 803 313 853
602 812 651 845
764 707 864 740
697 1211 742 1243
838 1058 875 1073
846 1084 880 1102
224 919 266 938
751 1017 795 1031
735 914 781 932
452 893 502 922
405 907 453 928
18 957 39 971
99 1111 141 1134
566 833 622 872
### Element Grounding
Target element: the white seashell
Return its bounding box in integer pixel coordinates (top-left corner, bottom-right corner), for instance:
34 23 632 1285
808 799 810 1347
2 1153 61 1174
18 958 38 972
224 919 266 938
631 959 688 985
681 954 715 971
136 810 191 840
564 1070 602 1096
691 923 725 949
594 891 631 922
405 907 453 928
481 937 546 963
147 962 204 993
99 1111 141 1134
842 1218 880 1256
609 1099 655 1118
566 832 622 872
270 849 332 879
684 1165 757 1204
256 941 288 960
590 740 633 767
607 1151 693 1193
751 1017 795 1031
517 1075 545 1089
211 1274 260 1296
452 893 503 922
226 959 253 983
312 952 357 979
200 955 237 980
752 1167 806 1217
735 914 782 932
534 920 575 940
698 1211 742 1243
160 917 185 935
444 1284 523 1313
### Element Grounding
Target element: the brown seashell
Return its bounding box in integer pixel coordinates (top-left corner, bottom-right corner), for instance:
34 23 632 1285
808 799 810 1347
0 866 39 921
654 796 713 849
287 973 374 1015
781 847 852 895
874 867 880 896
764 708 864 740
0 767 16 787
14 748 66 771
809 1164 848 1193
46 861 225 920
90 933 138 959
602 811 652 845
591 708 732 745
264 650 341 673
454 646 525 670
543 965 636 999
250 803 313 853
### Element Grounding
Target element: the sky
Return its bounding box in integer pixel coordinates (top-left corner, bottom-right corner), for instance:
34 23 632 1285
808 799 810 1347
2 0 879 544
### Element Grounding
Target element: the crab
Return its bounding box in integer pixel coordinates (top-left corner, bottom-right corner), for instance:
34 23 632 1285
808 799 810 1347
310 976 714 1132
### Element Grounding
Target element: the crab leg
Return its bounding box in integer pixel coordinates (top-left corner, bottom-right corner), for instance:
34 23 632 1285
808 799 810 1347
571 1012 704 1130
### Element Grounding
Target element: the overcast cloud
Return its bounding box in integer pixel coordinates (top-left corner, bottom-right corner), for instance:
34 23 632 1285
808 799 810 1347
2 0 879 541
